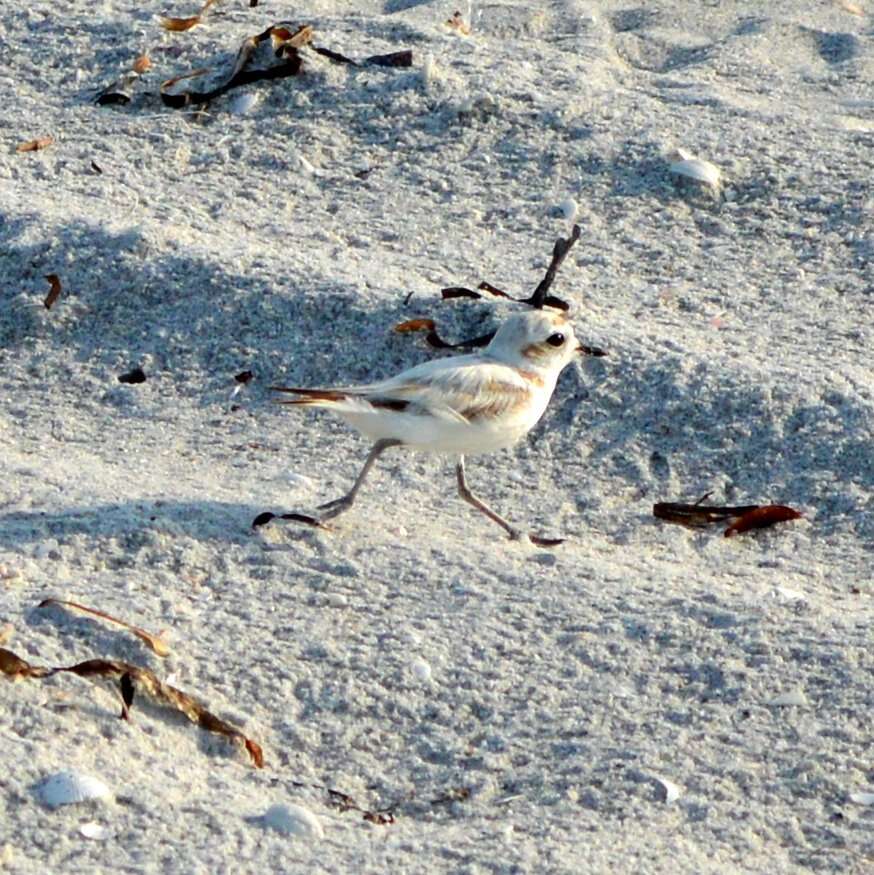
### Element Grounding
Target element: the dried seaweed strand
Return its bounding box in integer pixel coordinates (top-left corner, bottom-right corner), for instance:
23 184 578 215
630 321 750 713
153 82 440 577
438 226 580 313
527 224 581 309
290 781 395 824
724 505 802 538
394 318 494 350
43 274 62 310
654 501 803 536
51 659 264 767
0 646 262 767
38 597 170 657
653 502 760 527
0 647 50 679
161 23 411 108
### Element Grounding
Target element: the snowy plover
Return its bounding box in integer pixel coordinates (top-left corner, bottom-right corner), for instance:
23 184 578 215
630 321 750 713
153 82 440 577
254 308 586 546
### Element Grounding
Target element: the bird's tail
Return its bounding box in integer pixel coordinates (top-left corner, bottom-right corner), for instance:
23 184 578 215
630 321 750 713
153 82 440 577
269 386 349 407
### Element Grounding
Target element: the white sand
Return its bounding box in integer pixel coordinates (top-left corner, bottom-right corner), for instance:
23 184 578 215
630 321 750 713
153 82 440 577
1 0 873 871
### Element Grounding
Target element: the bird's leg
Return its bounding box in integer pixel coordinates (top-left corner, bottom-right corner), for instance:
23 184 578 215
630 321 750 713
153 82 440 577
253 439 401 529
315 439 402 520
455 455 564 548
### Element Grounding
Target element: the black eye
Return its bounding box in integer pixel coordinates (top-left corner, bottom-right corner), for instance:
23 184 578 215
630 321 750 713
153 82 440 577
546 332 565 347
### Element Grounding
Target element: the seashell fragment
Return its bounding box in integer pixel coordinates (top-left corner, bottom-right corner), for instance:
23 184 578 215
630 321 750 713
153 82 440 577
79 821 112 840
849 791 874 805
229 92 258 115
653 775 682 804
768 689 809 707
411 657 432 682
667 148 722 195
38 771 111 808
262 803 324 839
772 585 807 604
95 71 140 106
557 198 578 226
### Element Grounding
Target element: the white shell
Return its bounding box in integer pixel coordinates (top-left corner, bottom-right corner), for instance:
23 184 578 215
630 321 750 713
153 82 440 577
295 153 322 177
411 657 432 682
229 92 258 115
559 198 578 223
849 791 874 805
39 771 111 808
769 689 809 707
653 775 682 804
286 473 315 490
772 585 807 603
262 803 324 839
667 149 722 191
79 822 112 840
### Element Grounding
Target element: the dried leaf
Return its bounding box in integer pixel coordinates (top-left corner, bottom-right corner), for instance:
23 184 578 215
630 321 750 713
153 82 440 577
132 54 152 74
16 136 54 153
43 274 62 310
161 0 215 32
161 15 201 32
724 505 803 538
270 24 313 51
38 597 170 657
394 318 437 334
364 50 414 68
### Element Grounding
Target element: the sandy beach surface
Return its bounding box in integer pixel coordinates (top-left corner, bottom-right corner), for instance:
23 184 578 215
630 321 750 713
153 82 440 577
1 1 872 872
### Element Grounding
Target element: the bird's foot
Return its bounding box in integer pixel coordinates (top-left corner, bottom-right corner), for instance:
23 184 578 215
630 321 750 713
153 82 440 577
529 534 565 548
507 528 564 548
315 496 353 516
252 511 332 530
